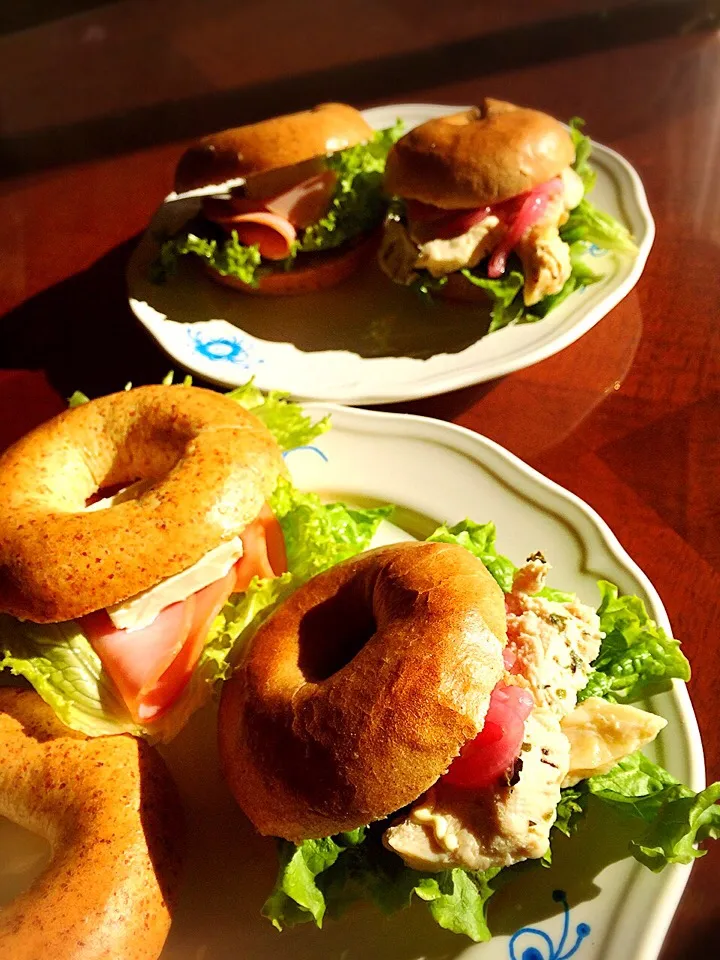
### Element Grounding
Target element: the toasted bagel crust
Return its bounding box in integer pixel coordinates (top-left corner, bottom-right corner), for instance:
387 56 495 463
218 541 506 841
0 688 183 960
175 103 374 193
0 385 285 622
384 99 575 209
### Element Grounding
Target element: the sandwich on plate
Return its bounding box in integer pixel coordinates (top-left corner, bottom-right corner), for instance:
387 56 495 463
217 519 720 942
0 379 389 741
378 98 638 332
152 102 402 295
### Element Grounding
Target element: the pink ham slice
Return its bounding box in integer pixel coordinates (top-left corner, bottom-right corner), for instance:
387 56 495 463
225 212 297 261
81 599 197 724
263 171 336 228
202 171 337 259
81 506 289 725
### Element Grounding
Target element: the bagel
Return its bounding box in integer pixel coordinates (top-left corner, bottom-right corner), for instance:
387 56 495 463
0 687 183 960
158 104 391 298
0 384 285 623
175 102 374 194
218 541 506 841
384 99 575 209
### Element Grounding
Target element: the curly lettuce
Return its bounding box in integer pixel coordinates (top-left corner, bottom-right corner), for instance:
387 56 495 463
151 227 263 286
294 121 403 254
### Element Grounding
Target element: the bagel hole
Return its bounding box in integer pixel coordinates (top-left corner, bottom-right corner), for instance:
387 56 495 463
298 581 377 682
85 477 151 510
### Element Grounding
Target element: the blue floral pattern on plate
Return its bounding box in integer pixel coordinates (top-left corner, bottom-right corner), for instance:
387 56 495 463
282 445 329 462
186 327 263 368
509 890 590 960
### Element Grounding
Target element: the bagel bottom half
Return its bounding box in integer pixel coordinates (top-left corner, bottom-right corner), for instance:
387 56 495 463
205 230 379 296
218 541 506 842
0 688 183 960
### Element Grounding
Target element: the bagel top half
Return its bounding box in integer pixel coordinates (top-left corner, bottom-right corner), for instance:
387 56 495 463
0 384 285 623
218 541 506 841
175 102 374 194
384 98 575 209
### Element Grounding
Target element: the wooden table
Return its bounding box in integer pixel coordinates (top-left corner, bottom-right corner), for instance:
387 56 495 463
1 2 718 954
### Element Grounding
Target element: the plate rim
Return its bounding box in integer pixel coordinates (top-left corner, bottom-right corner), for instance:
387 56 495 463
302 401 702 959
128 101 655 405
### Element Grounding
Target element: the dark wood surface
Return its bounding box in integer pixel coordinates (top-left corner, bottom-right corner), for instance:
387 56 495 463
1 2 718 954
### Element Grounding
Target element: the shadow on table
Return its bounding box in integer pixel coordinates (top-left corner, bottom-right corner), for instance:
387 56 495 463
1 238 177 398
130 229 493 363
3 237 500 407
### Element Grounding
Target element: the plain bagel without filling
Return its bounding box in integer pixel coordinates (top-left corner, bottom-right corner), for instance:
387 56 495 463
0 385 285 623
218 541 506 841
0 688 183 960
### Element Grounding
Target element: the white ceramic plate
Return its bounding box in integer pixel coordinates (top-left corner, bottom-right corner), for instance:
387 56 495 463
127 104 655 405
0 408 700 959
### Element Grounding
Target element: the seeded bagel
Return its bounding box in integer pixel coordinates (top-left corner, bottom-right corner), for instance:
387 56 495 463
218 541 506 841
0 385 285 623
0 687 183 960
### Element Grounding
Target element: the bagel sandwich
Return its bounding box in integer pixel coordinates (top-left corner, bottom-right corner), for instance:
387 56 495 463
378 99 637 331
152 103 403 295
0 379 390 742
218 520 720 942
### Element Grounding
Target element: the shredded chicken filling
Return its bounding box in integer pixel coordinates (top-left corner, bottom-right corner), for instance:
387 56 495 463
384 554 666 873
378 167 584 305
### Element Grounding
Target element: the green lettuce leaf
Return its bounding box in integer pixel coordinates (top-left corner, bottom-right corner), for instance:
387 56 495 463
0 615 137 736
587 751 720 870
458 242 603 333
0 573 288 742
151 228 263 286
225 379 329 450
67 389 90 407
426 519 517 593
560 199 638 256
264 829 367 929
542 785 588 865
568 117 597 193
579 581 690 703
553 786 588 838
413 867 500 941
458 268 526 333
264 826 501 942
270 479 391 584
561 121 638 256
296 122 403 254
